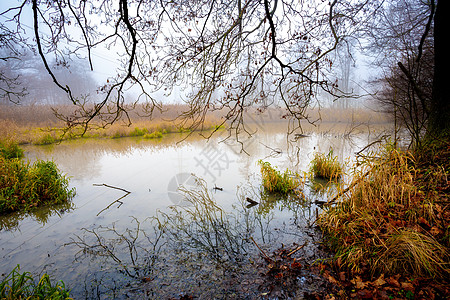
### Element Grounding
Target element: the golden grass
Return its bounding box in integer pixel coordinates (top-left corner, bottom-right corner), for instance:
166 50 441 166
317 145 449 279
258 160 304 196
0 103 224 144
375 229 448 278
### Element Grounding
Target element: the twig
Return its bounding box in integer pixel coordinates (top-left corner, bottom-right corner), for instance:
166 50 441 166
94 183 131 216
286 242 307 257
213 184 223 191
259 142 282 157
250 237 273 263
246 197 258 205
93 183 131 194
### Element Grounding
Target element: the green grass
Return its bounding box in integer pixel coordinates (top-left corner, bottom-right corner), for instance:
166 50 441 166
33 133 56 145
0 265 71 299
258 160 303 195
0 141 24 159
129 127 148 137
0 144 75 214
309 149 343 181
143 130 163 139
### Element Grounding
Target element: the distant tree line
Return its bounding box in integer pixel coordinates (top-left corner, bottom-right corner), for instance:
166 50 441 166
0 48 96 105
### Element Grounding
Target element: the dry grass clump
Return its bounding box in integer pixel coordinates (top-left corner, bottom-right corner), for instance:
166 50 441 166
318 145 449 279
375 229 448 278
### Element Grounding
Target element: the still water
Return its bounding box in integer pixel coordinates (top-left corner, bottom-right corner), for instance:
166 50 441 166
0 121 391 299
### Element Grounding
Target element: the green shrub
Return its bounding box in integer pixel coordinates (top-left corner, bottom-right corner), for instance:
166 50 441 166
143 131 163 139
0 157 75 214
34 133 55 145
0 141 24 159
130 127 148 137
0 265 71 299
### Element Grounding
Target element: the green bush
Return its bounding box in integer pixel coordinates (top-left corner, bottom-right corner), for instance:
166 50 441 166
0 141 24 159
34 133 55 145
258 160 302 195
0 265 71 299
0 156 75 214
143 130 163 139
130 127 148 137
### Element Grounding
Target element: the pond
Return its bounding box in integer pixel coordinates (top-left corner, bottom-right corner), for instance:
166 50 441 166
0 121 392 299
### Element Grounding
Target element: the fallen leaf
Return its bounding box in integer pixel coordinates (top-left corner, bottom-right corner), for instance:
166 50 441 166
351 276 367 289
373 274 387 287
141 277 153 282
386 276 401 288
327 274 339 285
418 217 430 228
336 256 342 269
275 272 283 279
401 281 414 291
357 288 373 298
430 226 443 235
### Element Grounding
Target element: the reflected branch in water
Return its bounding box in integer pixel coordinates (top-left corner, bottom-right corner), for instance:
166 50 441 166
156 176 252 266
67 217 163 281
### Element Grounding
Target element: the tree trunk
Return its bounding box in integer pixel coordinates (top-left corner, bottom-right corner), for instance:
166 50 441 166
429 0 450 136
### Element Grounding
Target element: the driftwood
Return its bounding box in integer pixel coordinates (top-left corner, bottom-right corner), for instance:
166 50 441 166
213 184 223 191
246 197 259 208
94 183 131 216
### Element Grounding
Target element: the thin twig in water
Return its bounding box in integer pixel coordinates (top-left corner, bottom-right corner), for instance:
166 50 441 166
287 242 307 257
93 183 131 194
250 236 273 263
94 183 131 216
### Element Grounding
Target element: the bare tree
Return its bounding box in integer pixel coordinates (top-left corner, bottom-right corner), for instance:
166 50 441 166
0 23 28 104
1 0 375 138
366 0 450 144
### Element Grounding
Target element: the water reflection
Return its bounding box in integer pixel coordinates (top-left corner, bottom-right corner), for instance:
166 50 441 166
66 175 324 298
0 201 74 231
